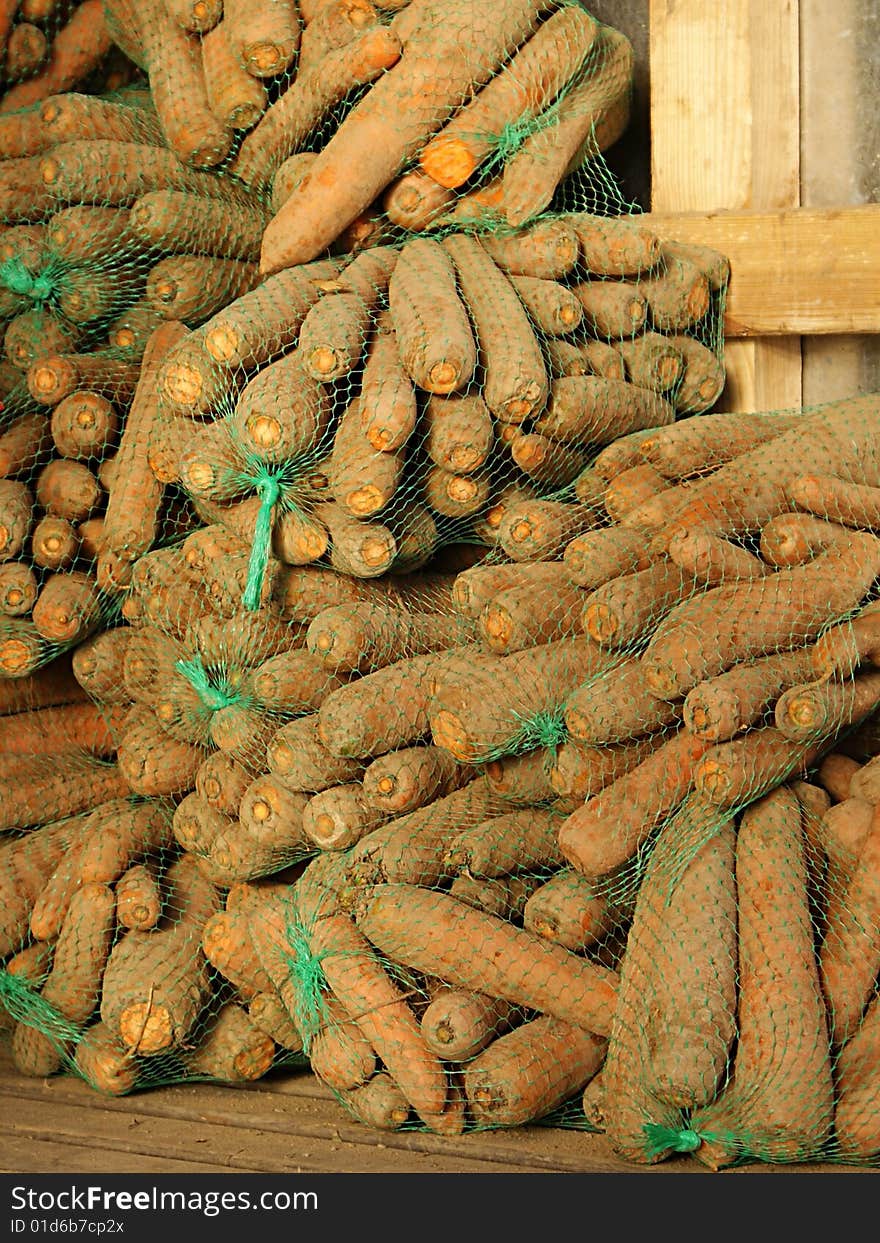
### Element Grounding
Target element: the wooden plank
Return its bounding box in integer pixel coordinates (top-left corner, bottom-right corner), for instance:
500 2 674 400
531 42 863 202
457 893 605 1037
649 0 803 411
642 206 880 337
0 1136 238 1176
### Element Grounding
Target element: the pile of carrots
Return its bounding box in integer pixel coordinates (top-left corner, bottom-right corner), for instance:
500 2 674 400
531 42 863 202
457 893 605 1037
0 0 878 1175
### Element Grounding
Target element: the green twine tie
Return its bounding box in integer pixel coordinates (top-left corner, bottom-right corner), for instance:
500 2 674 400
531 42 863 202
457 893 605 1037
643 1123 703 1157
0 258 55 304
243 472 282 612
284 911 330 1054
175 656 240 712
0 970 80 1044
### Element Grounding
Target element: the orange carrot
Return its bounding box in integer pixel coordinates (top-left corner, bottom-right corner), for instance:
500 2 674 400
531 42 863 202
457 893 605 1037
27 350 140 407
682 647 817 743
532 375 674 446
497 497 599 563
267 714 364 793
549 735 663 803
73 1021 138 1096
637 410 799 481
223 0 301 78
484 748 557 805
306 599 467 675
0 1 113 115
129 190 266 264
420 989 515 1062
834 996 880 1160
117 704 207 797
77 798 171 886
666 527 767 585
382 170 454 231
691 788 834 1169
667 334 725 415
309 993 378 1091
0 700 123 757
0 562 38 616
116 861 162 932
201 19 268 131
618 332 684 394
643 534 880 701
558 730 711 880
270 151 319 214
146 255 260 324
50 391 117 461
817 755 863 803
232 23 400 190
523 870 618 953
602 465 668 524
568 212 660 277
693 726 825 809
562 526 655 592
775 671 880 743
260 0 558 271
478 572 584 655
498 26 634 226
443 805 565 879
38 92 163 148
354 883 619 1036
786 473 880 530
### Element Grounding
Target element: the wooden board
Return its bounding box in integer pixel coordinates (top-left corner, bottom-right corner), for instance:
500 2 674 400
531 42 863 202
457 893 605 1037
643 206 880 337
0 1051 870 1175
649 0 803 412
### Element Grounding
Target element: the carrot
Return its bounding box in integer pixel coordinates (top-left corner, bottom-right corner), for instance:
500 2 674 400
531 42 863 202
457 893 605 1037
116 861 162 933
5 309 77 372
817 798 874 933
0 701 123 758
549 735 663 803
382 170 454 231
484 748 557 805
562 527 654 594
307 600 467 675
202 907 275 998
820 803 880 1044
274 561 455 620
355 882 619 1036
386 237 476 397
307 904 449 1121
248 648 341 715
232 23 400 191
6 943 54 989
361 746 472 818
73 1021 138 1096
758 513 851 570
599 805 734 1163
558 730 712 880
0 652 84 714
532 375 674 447
499 26 634 226
301 782 384 851
682 647 817 743
224 357 331 471
39 92 164 148
28 350 139 408
602 465 668 524
147 255 260 325
329 398 404 518
77 799 171 886
31 570 102 645
809 601 880 683
480 219 581 282
508 431 588 488
421 466 489 520
172 791 233 858
50 391 117 462
583 560 698 650
192 753 249 817
497 497 599 563
548 338 628 383
617 332 684 395
464 1015 605 1127
570 279 647 340
443 806 565 879
523 870 618 953
478 573 584 655
437 243 541 427
0 155 55 222
45 207 138 270
247 992 303 1052
785 473 880 534
691 789 834 1168
129 190 266 265
833 995 880 1159
506 275 582 338
666 528 767 586
99 322 189 570
0 616 53 676
337 1072 410 1130
270 151 319 214
0 562 38 616
266 714 362 794
238 775 311 852
102 855 220 1055
666 334 725 415
201 19 268 132
0 1 113 115
776 671 880 743
0 410 52 478
298 0 378 76
299 250 397 382
643 534 880 701
0 817 88 958
261 0 565 265
652 397 880 552
309 994 378 1091
117 704 207 797
693 726 825 808
567 212 660 277
430 637 615 764
638 410 799 482
851 756 880 804
12 880 116 1078
640 255 711 332
420 989 514 1062
223 0 301 78
186 1001 276 1082
345 776 503 889
419 4 599 189
0 106 46 160
29 845 85 942
304 501 395 580
452 560 562 621
317 647 471 760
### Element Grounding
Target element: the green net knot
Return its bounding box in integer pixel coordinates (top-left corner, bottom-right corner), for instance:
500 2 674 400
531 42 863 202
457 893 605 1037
243 470 283 612
284 910 330 1054
0 257 54 303
175 656 241 712
643 1123 703 1157
511 708 568 753
0 970 80 1044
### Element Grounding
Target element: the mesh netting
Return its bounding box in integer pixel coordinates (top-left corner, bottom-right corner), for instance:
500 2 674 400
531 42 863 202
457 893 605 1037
0 0 877 1174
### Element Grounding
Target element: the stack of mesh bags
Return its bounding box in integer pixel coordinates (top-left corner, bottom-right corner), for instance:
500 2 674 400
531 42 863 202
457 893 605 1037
0 0 878 1174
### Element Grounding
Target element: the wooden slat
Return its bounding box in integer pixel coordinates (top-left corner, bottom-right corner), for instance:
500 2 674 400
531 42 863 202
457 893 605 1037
649 0 803 411
643 206 880 336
